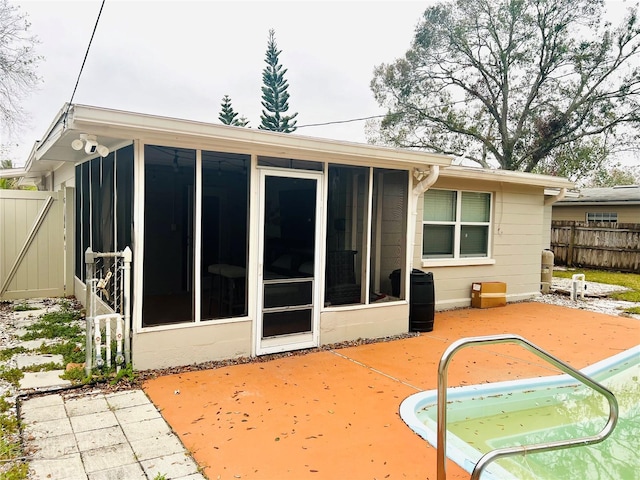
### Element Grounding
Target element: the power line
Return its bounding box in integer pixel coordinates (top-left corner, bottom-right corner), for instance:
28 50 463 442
296 113 388 129
64 0 106 120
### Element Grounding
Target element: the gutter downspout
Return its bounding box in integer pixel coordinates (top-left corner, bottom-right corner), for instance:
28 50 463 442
407 165 440 289
544 187 567 206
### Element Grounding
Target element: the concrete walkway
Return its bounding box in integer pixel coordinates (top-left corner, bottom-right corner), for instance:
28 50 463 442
21 389 205 480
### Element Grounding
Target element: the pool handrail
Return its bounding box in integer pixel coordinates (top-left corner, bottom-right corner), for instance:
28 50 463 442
436 334 619 480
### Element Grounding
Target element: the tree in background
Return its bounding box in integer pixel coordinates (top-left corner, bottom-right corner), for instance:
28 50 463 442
259 29 297 133
0 157 35 189
371 0 639 174
0 0 41 132
218 95 249 127
585 164 640 186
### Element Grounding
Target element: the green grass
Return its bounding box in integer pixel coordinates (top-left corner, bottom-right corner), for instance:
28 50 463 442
37 340 85 364
0 368 23 387
0 463 29 480
0 347 27 362
12 302 39 312
20 307 83 341
21 362 64 373
554 269 640 313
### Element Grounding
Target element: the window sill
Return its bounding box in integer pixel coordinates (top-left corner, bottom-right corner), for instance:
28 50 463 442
421 258 496 268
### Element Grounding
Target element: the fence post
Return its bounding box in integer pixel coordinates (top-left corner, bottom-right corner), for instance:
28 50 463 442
84 247 96 376
567 222 576 267
122 246 132 365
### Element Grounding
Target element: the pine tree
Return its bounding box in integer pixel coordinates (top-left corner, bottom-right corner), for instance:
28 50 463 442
259 29 297 133
218 95 249 127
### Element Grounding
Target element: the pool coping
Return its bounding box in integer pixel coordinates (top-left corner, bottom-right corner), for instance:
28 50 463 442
399 344 640 479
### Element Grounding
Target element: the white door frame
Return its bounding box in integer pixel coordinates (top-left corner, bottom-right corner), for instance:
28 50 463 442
255 168 323 356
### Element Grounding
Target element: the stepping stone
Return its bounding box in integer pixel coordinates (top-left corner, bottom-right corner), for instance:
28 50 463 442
16 339 52 350
19 370 71 390
15 354 64 369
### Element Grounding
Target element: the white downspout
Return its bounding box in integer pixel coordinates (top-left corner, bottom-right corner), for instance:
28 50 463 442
408 165 440 282
544 187 567 206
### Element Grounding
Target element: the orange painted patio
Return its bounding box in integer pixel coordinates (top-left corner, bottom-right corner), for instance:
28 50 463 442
143 303 639 479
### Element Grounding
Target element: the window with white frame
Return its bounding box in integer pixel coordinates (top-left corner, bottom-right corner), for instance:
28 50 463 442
586 212 617 223
422 189 491 259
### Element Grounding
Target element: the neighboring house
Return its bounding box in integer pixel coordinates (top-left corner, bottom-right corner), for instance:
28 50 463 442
552 185 640 224
16 104 573 370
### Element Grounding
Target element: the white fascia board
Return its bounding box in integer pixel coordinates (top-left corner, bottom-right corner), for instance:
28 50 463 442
67 104 453 168
544 188 580 197
441 164 574 189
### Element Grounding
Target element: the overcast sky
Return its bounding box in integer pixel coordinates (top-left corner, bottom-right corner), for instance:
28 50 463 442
7 0 434 166
5 0 638 168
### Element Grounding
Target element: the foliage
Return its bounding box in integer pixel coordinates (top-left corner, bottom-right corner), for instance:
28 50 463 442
20 307 83 341
109 363 136 385
21 361 63 373
259 29 298 133
0 367 23 387
0 0 41 131
38 340 85 364
218 94 249 127
0 159 29 190
583 163 640 187
0 398 27 480
554 269 640 304
0 463 29 480
0 347 27 362
533 137 610 183
12 301 38 312
371 0 640 174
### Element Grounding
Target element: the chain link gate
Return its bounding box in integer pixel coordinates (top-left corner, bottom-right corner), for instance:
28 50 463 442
84 247 132 375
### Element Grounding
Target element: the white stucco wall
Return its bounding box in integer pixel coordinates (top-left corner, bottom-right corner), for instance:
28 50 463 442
320 302 410 345
415 177 546 310
132 320 253 370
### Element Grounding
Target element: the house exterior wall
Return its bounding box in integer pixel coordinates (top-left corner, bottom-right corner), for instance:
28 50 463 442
542 204 553 249
320 303 409 345
52 163 76 191
552 204 640 224
132 320 253 370
415 177 545 310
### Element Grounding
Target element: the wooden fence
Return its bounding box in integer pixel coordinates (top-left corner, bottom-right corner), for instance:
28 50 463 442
550 221 640 273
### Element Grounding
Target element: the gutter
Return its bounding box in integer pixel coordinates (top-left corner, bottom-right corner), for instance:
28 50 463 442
544 187 567 206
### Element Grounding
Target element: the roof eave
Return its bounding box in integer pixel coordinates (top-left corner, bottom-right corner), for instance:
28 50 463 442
65 104 453 168
439 165 574 189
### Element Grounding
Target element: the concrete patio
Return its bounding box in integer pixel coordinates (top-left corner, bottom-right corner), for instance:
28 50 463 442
142 302 639 479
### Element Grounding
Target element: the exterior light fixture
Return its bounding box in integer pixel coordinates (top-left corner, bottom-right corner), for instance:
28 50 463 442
71 134 110 157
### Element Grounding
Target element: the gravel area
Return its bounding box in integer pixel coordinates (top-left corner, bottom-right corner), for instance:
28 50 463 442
533 277 640 320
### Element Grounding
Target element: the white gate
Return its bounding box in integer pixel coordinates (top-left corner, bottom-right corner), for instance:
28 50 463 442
0 188 73 300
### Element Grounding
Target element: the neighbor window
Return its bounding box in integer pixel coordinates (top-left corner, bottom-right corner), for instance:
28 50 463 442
422 189 491 259
586 212 617 223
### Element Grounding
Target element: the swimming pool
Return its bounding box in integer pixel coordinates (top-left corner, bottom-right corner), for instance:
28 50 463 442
400 345 640 479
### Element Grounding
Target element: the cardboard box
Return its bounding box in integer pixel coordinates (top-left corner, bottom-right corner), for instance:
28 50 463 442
471 282 506 308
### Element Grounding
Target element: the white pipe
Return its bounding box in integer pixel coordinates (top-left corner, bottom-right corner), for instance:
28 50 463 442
413 165 440 196
544 187 567 206
407 165 441 298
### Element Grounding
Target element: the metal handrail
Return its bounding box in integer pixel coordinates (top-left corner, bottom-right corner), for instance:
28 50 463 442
436 334 619 480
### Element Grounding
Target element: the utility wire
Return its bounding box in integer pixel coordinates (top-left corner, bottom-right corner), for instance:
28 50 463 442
296 113 388 129
64 0 106 121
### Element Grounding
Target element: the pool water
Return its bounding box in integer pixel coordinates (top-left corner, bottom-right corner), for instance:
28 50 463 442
400 346 640 480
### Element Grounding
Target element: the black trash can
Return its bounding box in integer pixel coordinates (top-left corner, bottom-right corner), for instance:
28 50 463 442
409 269 435 332
389 269 401 297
